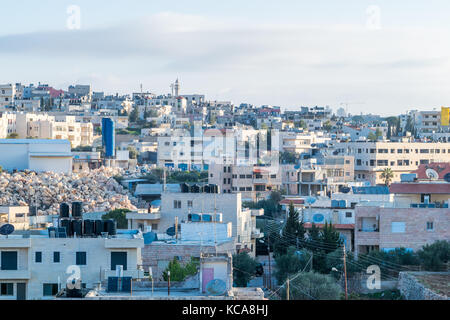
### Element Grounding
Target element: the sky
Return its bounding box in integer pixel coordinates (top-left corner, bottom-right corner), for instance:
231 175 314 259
2 0 450 115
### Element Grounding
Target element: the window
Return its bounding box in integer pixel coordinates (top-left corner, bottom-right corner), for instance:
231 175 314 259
111 252 127 271
151 223 158 230
271 174 277 179
53 252 60 263
1 251 17 270
173 200 181 209
246 175 252 179
76 252 87 265
187 200 193 208
255 185 266 191
35 252 42 263
426 222 434 231
356 159 362 166
391 222 405 233
239 174 246 179
43 284 59 296
345 212 352 218
0 283 13 296
223 167 227 173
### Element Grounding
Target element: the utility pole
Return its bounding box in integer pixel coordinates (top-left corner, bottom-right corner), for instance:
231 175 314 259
286 278 290 300
343 243 348 300
267 233 272 290
149 267 154 297
168 270 171 296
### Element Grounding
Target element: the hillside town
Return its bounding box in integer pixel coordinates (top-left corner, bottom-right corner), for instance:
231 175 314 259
0 80 448 301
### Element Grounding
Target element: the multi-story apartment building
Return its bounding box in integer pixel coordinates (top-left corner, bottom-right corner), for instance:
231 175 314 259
279 131 330 156
282 156 354 196
14 113 93 148
331 140 450 185
157 128 274 171
0 112 16 138
155 191 263 257
402 107 450 141
354 182 450 256
0 84 15 108
0 231 144 300
208 163 282 201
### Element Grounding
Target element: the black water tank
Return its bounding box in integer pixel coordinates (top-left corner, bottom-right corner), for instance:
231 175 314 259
106 219 117 236
72 219 83 237
94 220 103 236
72 202 83 219
190 184 200 193
181 183 189 193
60 219 72 237
203 185 211 193
60 203 70 218
83 219 93 236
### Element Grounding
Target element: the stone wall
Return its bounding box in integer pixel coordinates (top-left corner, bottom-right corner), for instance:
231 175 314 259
398 272 449 300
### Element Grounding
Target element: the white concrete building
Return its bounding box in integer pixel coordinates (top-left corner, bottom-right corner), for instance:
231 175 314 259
331 140 450 185
158 192 263 257
0 84 15 108
0 139 73 173
0 231 144 300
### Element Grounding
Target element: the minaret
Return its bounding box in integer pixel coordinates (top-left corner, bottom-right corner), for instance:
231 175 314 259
174 78 180 96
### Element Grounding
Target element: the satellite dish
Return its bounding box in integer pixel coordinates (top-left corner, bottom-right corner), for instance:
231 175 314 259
426 169 439 180
206 279 227 296
313 214 324 223
306 197 316 205
341 187 351 194
444 172 450 183
0 224 14 236
166 227 176 237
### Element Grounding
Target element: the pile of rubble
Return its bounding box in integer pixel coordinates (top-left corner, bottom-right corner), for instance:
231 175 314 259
0 167 138 215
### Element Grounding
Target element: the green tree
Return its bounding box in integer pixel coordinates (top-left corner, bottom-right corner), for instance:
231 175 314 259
280 151 298 164
417 240 450 271
232 252 258 287
102 208 130 229
295 120 307 130
380 168 394 186
323 120 333 131
306 222 342 273
276 202 305 256
281 271 341 300
321 222 343 254
127 146 138 159
326 249 360 279
129 105 139 123
162 257 199 281
275 247 312 283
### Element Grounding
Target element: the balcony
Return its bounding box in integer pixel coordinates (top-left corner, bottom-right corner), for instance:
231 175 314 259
0 269 31 280
251 230 264 239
